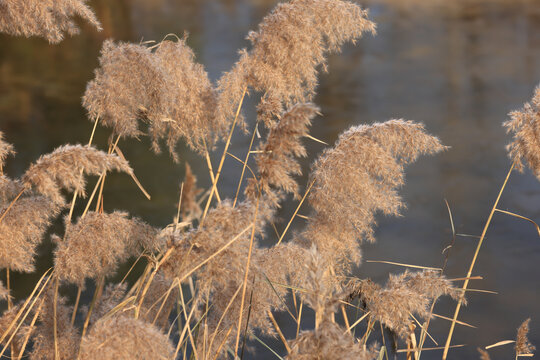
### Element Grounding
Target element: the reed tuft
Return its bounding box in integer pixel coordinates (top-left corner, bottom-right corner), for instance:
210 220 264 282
0 0 101 43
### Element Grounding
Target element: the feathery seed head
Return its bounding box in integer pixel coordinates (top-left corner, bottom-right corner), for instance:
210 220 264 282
79 315 174 360
54 211 159 286
504 86 540 179
516 318 535 356
302 119 445 272
0 0 101 43
22 144 132 204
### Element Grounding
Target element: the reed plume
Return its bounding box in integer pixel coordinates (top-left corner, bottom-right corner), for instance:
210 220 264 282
139 273 177 330
180 163 203 220
161 199 305 356
54 211 159 286
515 318 535 356
503 85 540 179
78 315 174 360
301 120 445 272
148 39 218 159
22 144 132 204
477 348 491 360
250 103 319 203
84 38 219 160
0 132 14 169
83 40 163 139
0 196 62 272
288 320 377 360
347 270 461 337
0 0 101 43
30 290 80 360
87 283 127 325
288 247 376 360
0 282 8 302
220 0 375 127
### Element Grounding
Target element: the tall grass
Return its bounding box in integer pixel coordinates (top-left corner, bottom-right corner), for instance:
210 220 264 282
0 0 537 359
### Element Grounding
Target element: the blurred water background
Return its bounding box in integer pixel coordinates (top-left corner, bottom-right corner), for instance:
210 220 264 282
0 0 539 358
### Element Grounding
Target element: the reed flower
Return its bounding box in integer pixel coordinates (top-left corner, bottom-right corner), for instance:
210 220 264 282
30 290 80 360
221 0 375 126
0 281 8 300
288 247 376 359
84 38 219 160
179 163 203 220
301 120 445 272
0 0 101 43
515 318 535 356
288 320 377 360
83 40 163 139
147 39 218 159
0 132 14 168
79 315 174 360
54 211 159 286
477 348 491 360
251 103 319 203
503 85 540 179
162 199 304 356
22 144 132 204
0 196 62 272
347 270 461 337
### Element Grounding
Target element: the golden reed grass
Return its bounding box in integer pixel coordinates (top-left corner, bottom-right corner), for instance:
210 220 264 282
0 1 537 360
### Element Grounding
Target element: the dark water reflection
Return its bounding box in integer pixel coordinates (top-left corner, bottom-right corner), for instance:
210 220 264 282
0 0 539 358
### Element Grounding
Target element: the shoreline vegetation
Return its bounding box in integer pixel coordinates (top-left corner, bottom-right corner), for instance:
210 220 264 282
0 0 537 359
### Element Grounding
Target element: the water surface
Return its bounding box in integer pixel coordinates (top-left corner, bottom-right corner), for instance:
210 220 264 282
0 0 539 358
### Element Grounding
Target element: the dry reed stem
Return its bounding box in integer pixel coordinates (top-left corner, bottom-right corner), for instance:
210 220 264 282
0 269 54 357
172 287 197 360
16 297 45 360
70 287 82 325
268 309 291 353
233 194 261 356
442 162 515 359
278 179 314 245
178 286 199 360
53 277 59 360
207 283 243 355
233 121 259 208
201 86 247 222
80 276 105 338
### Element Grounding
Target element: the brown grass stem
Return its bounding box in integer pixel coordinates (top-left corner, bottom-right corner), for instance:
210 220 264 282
233 194 260 356
267 310 291 353
17 297 45 360
70 286 82 326
201 86 247 223
0 187 26 224
81 276 105 338
277 179 315 245
233 121 259 208
202 139 221 203
0 269 53 358
442 162 514 359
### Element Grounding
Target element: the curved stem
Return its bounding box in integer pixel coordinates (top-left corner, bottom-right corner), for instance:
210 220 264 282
442 162 514 359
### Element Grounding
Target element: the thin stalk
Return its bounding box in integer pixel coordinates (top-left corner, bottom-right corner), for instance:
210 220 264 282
16 297 45 360
71 286 82 325
53 277 60 360
442 162 514 359
277 179 315 245
6 268 11 309
0 187 26 224
267 310 291 354
201 86 247 223
202 139 221 203
233 121 259 208
233 193 260 356
81 276 105 338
